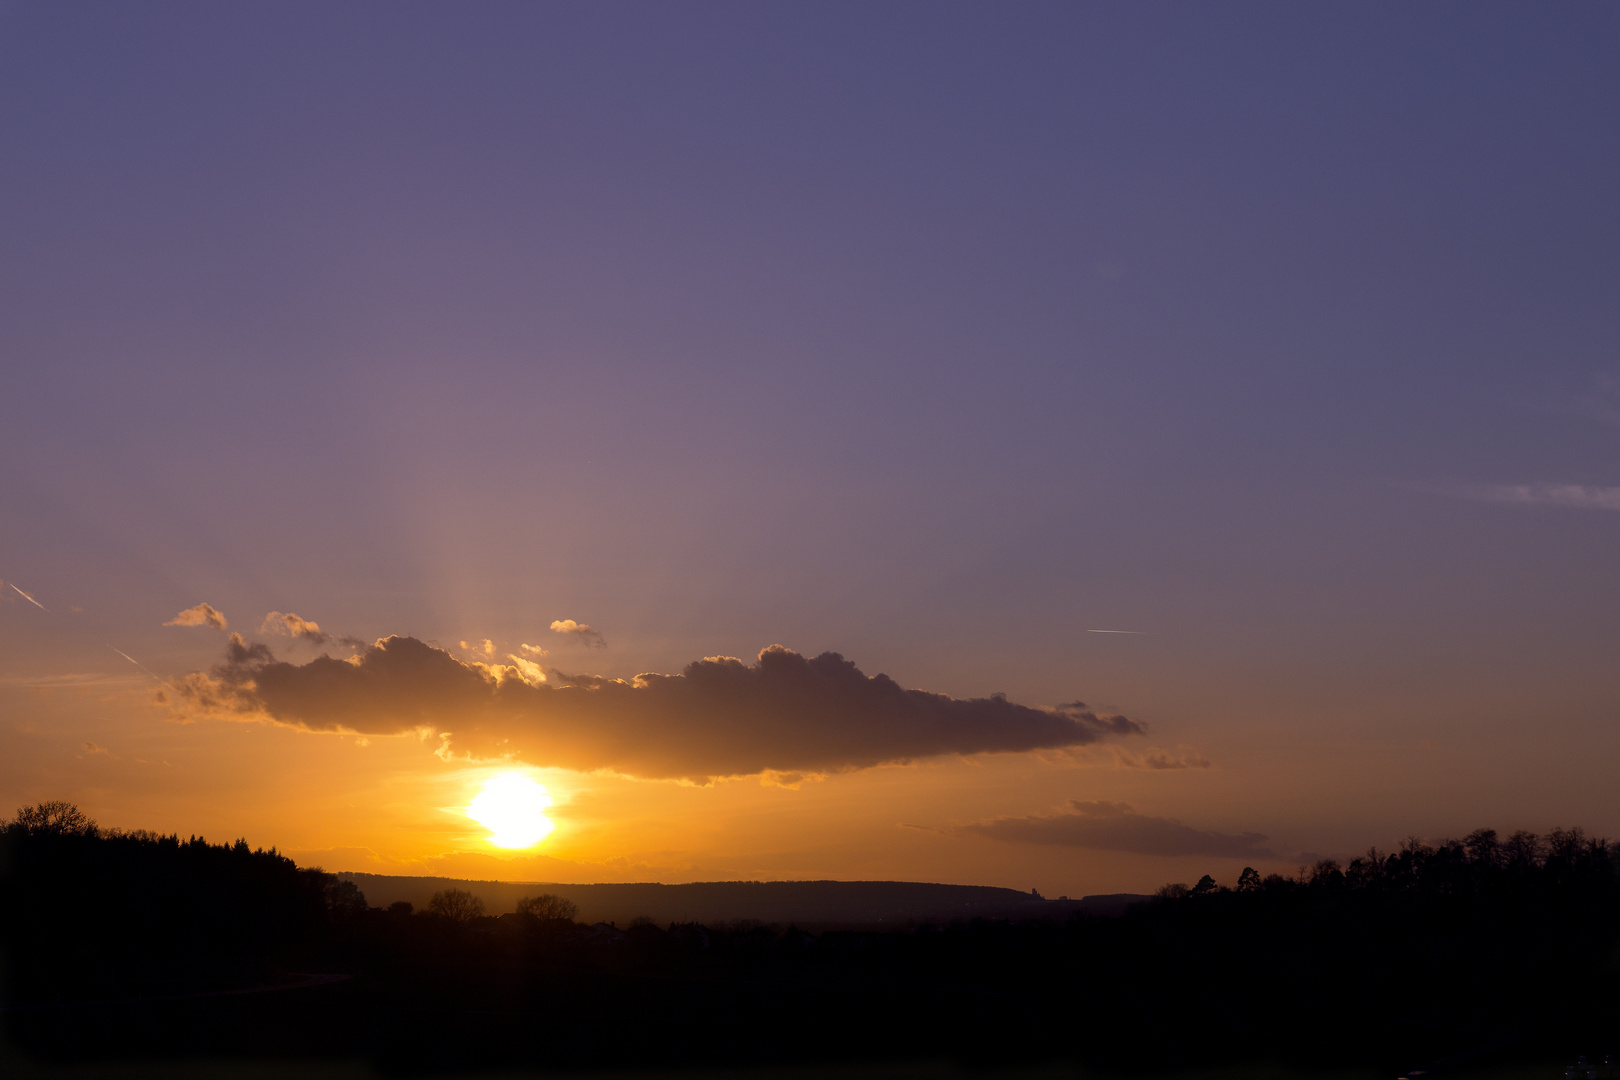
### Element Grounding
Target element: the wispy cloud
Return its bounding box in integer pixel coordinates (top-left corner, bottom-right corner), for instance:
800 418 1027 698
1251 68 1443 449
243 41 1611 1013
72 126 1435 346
1037 744 1212 770
1120 746 1212 770
1456 483 1620 512
172 636 1143 783
949 800 1275 859
550 619 606 648
0 671 133 688
166 602 227 630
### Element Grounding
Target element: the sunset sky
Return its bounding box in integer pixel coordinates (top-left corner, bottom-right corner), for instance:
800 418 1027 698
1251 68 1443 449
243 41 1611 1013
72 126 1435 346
4 2 1619 899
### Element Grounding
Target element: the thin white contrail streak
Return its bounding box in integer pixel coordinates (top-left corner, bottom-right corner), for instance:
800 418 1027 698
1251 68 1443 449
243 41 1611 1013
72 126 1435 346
108 645 165 685
9 582 50 613
1085 629 1148 634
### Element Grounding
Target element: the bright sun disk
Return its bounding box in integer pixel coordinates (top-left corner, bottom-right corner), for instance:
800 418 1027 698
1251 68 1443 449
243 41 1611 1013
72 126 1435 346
466 773 554 849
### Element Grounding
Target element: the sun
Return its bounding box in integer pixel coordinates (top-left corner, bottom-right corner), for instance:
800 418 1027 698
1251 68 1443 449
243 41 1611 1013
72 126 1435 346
466 773 555 849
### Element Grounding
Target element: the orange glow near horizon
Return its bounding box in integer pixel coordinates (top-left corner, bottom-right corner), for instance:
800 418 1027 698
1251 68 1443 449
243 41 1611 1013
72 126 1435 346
466 773 555 849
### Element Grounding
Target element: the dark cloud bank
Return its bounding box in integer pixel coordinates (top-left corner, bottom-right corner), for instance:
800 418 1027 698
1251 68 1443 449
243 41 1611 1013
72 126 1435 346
954 800 1276 859
175 636 1140 782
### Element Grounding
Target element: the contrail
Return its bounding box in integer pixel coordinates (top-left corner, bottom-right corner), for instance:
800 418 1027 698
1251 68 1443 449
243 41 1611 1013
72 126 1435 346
1085 629 1148 634
108 645 165 685
8 582 50 613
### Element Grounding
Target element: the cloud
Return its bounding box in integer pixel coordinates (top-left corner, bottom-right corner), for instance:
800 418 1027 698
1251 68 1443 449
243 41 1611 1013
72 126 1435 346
759 769 821 789
165 603 227 631
549 619 606 648
518 643 548 657
1461 483 1620 511
504 654 547 686
951 800 1275 859
460 639 496 657
81 741 108 755
1036 743 1212 770
261 611 362 648
1122 746 1212 770
173 636 1143 783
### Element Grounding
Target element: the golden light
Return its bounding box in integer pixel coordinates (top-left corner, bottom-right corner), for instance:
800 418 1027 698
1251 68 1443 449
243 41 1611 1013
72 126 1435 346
466 773 555 848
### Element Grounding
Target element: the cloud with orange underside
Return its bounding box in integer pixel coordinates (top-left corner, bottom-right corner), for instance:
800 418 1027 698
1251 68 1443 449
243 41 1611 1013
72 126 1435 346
173 635 1142 784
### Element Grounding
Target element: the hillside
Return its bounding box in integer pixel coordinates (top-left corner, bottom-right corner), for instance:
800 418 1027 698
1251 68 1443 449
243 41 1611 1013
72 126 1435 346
334 872 1147 925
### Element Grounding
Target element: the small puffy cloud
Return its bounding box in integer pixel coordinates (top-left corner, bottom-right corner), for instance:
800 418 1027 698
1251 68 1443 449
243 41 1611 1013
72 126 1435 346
461 639 496 657
173 636 1143 783
165 603 227 631
549 619 606 648
262 611 361 648
952 800 1275 859
518 643 549 657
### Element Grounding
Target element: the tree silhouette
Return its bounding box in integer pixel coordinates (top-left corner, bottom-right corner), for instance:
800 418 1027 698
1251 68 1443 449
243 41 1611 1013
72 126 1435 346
427 887 485 923
8 800 97 837
324 877 369 918
516 893 579 922
1464 827 1501 868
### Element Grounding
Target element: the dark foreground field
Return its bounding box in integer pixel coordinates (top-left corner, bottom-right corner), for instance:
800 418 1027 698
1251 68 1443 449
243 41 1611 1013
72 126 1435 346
4 805 1619 1077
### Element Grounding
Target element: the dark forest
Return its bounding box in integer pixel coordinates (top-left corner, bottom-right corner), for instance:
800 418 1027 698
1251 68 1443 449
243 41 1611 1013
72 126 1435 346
4 802 1617 1075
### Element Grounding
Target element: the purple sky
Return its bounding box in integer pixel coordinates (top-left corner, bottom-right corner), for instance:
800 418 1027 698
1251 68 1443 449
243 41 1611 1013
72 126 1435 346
3 2 1619 891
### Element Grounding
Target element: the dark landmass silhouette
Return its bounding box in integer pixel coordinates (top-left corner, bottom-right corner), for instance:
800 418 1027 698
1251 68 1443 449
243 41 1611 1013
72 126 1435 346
333 872 1147 926
6 803 1620 1077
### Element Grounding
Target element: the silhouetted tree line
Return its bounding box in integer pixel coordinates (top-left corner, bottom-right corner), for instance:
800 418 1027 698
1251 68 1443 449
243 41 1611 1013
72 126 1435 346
1123 828 1620 1068
5 804 1619 1074
1160 826 1616 900
1 802 359 1009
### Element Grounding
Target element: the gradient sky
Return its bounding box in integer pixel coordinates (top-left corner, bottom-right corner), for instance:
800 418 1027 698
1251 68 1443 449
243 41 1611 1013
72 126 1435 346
4 2 1619 897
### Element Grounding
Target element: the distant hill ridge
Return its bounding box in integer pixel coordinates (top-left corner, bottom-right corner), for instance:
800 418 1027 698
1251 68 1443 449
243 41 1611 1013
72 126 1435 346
334 872 1147 926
